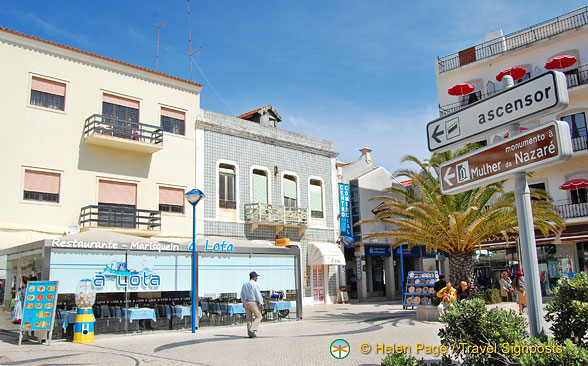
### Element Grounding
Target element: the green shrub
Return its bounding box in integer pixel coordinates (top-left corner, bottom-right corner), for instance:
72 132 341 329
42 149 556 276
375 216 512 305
381 353 426 366
482 288 502 304
438 297 527 365
544 272 588 347
518 338 588 365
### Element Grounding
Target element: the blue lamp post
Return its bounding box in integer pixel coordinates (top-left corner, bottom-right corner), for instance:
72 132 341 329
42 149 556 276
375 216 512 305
185 188 205 333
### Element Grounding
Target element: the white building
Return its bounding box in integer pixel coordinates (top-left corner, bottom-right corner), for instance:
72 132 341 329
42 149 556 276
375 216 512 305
434 6 588 291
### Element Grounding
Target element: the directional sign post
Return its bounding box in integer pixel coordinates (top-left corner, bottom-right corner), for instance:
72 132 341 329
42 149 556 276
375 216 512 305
440 121 573 194
427 71 568 152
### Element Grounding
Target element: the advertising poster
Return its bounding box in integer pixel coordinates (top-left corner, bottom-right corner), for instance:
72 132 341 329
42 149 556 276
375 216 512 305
21 281 59 332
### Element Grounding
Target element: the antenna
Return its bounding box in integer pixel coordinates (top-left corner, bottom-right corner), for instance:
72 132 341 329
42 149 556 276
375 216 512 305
188 0 192 80
156 20 167 71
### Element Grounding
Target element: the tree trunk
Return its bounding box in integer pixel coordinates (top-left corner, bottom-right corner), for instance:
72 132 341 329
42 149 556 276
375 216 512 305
448 250 476 291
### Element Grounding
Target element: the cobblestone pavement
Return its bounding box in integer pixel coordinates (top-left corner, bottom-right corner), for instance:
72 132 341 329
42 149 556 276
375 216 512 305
0 301 530 366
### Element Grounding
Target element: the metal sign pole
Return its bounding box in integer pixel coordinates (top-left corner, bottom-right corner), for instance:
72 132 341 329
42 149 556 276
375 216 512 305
503 75 544 337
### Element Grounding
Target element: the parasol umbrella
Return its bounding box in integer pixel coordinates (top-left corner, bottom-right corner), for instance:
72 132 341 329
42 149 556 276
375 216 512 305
448 83 475 96
559 178 588 190
496 67 527 82
545 55 577 70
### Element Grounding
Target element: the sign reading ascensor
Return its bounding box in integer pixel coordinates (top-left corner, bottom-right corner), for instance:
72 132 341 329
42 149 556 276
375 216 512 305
427 71 568 152
440 121 573 194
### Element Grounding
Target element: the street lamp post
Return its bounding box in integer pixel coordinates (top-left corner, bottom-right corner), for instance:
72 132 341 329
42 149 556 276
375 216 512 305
185 188 205 333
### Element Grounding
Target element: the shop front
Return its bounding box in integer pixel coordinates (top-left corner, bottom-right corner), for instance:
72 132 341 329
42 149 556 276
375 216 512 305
2 230 301 339
305 242 345 304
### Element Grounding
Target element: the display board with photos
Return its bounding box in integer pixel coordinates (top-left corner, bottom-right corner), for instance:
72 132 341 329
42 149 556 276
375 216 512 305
19 280 59 345
403 271 439 309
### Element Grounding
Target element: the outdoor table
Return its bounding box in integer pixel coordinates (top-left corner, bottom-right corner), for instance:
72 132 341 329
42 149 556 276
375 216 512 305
127 308 156 323
221 303 245 315
267 301 292 321
60 310 78 330
174 305 191 320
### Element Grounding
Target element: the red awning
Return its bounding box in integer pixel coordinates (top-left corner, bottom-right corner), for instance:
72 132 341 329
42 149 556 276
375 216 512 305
496 67 527 82
545 55 577 70
448 83 475 96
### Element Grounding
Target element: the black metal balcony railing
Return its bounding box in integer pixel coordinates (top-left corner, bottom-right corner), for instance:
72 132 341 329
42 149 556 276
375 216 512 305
438 92 493 117
556 202 588 219
79 205 161 230
83 114 163 145
438 6 588 73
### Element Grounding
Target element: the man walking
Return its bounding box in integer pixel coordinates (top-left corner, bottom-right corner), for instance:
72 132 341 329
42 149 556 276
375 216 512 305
240 271 264 338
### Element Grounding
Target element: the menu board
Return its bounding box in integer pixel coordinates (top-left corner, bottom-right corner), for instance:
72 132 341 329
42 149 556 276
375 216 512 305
21 281 59 331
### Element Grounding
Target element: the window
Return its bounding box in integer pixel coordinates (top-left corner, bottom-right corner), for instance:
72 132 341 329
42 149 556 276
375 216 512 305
562 112 587 140
486 81 496 96
30 77 65 111
219 164 236 209
102 94 139 138
97 180 137 228
283 175 297 208
309 180 324 218
514 71 531 84
159 186 184 214
161 108 185 135
252 169 268 204
529 183 546 201
462 81 481 106
23 169 60 203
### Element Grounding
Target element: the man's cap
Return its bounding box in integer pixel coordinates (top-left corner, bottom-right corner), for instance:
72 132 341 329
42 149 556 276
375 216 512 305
249 271 260 278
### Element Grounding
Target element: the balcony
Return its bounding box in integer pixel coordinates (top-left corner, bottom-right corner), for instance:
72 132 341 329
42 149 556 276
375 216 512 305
438 6 588 73
79 204 161 237
565 64 588 89
244 203 308 235
572 136 588 152
83 114 163 153
556 202 588 219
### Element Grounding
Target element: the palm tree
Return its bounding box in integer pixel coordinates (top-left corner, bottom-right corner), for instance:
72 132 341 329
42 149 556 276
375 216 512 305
362 150 564 289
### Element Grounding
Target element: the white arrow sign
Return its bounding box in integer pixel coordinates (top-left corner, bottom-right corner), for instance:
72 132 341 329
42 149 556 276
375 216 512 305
427 71 569 153
443 166 455 187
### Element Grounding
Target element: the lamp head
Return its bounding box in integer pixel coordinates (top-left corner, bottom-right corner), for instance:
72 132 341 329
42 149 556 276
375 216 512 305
185 189 205 206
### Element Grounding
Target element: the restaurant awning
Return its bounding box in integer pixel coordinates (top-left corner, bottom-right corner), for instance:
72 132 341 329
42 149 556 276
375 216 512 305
307 242 345 266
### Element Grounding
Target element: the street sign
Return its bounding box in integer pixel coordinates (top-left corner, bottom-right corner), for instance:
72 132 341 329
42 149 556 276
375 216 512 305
439 121 572 195
427 71 569 152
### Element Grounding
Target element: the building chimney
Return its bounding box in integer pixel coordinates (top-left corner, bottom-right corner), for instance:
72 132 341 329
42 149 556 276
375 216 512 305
359 147 372 164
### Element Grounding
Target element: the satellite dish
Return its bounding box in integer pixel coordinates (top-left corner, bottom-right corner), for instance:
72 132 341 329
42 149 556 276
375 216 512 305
66 224 80 236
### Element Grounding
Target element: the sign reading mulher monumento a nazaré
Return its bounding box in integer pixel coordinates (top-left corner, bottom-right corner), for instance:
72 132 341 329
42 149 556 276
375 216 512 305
440 121 573 194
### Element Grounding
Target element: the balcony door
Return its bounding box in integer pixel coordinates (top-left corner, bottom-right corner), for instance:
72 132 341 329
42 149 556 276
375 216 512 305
102 94 140 139
98 180 137 228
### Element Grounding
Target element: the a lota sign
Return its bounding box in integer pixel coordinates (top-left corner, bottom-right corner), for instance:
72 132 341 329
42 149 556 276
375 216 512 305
440 121 573 195
427 71 569 153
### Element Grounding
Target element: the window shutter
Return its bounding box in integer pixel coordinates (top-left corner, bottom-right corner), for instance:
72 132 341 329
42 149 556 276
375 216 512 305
98 180 137 205
219 166 235 175
31 77 66 96
284 178 297 199
161 107 185 120
102 93 139 109
159 187 184 206
310 183 323 211
24 170 60 194
252 173 268 204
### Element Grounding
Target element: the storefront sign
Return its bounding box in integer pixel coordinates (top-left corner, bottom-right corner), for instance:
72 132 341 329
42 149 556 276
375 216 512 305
338 183 352 236
93 262 161 289
393 246 422 258
51 239 181 252
204 239 234 253
275 238 290 247
365 245 391 257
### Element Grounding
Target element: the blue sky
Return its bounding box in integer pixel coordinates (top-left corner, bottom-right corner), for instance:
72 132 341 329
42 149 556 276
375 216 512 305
2 1 586 173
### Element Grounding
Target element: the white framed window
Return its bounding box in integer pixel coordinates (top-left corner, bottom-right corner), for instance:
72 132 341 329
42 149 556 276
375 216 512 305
219 164 236 209
250 167 270 204
29 76 66 111
309 179 324 219
23 169 61 203
282 173 298 208
161 107 185 136
159 186 185 214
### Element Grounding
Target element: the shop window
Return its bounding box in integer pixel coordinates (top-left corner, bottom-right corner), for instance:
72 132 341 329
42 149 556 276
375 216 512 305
219 164 236 209
23 169 60 203
30 76 66 111
309 179 324 218
159 186 184 214
160 107 185 136
251 169 268 204
283 175 297 208
562 112 587 140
